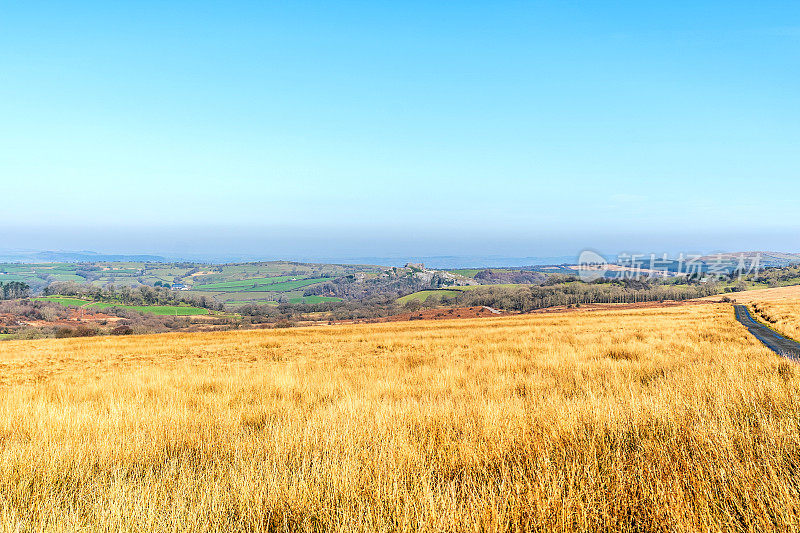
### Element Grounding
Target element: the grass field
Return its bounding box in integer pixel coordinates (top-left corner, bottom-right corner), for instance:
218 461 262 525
705 285 800 303
193 275 298 290
396 289 464 304
287 295 342 304
33 296 91 307
448 268 482 277
751 300 800 342
87 302 210 316
46 274 88 282
31 296 209 316
0 303 799 530
0 274 36 282
194 277 328 293
397 284 535 304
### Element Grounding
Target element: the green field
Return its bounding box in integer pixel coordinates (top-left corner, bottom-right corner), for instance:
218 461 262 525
97 269 141 276
397 289 464 304
287 296 343 304
87 303 209 316
193 276 297 290
33 296 92 307
397 284 533 304
448 269 482 278
0 274 37 282
195 277 329 293
47 274 89 282
34 296 209 316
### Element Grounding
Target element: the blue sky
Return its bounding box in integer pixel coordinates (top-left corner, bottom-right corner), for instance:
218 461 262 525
1 1 798 259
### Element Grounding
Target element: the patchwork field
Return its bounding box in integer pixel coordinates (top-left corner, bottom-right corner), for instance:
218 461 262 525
0 303 798 530
1 261 384 306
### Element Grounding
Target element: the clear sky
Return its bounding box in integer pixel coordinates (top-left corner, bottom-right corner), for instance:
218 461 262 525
1 1 798 260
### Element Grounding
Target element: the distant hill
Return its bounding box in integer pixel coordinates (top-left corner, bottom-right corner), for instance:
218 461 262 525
698 252 800 267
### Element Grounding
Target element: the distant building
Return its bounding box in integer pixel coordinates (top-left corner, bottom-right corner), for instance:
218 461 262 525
171 283 189 291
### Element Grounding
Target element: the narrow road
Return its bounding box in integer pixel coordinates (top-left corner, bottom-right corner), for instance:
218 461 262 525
734 305 800 359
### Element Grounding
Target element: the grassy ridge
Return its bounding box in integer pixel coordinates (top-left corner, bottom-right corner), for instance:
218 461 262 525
0 304 797 530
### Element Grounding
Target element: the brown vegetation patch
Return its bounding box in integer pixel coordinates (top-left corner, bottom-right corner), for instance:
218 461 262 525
380 306 506 323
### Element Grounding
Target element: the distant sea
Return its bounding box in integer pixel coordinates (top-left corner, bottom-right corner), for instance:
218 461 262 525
0 250 582 269
296 256 582 269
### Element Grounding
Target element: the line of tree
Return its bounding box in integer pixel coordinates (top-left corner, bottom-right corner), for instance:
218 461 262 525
235 277 721 324
0 281 30 300
445 281 719 312
42 282 224 310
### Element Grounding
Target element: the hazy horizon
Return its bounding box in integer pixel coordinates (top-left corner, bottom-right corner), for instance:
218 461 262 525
0 224 798 267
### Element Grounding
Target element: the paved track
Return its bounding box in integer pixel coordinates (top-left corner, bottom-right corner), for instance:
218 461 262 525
734 305 800 359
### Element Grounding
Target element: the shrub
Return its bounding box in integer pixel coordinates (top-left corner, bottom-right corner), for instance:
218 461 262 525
111 325 134 336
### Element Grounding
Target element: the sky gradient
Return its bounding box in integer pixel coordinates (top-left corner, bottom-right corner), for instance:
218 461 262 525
1 1 798 260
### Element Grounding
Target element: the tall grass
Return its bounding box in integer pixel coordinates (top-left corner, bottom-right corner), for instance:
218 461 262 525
0 304 799 531
752 300 800 341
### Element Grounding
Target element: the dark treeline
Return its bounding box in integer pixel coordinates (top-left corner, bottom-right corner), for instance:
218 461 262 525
473 269 550 284
236 295 401 324
747 265 800 286
446 280 719 312
0 282 30 300
238 278 720 324
43 282 224 310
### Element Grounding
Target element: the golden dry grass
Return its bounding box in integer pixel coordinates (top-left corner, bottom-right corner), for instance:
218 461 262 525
751 300 800 341
1 304 799 531
701 284 800 303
